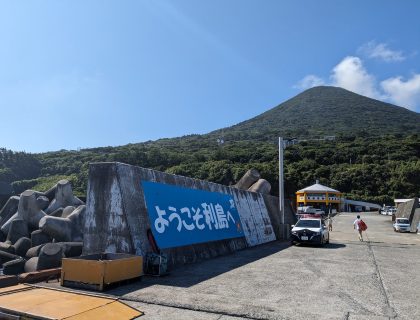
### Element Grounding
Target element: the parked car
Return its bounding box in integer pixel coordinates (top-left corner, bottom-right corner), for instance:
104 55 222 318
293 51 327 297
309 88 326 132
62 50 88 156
381 206 394 215
393 218 411 232
297 206 317 214
381 206 396 216
291 218 329 246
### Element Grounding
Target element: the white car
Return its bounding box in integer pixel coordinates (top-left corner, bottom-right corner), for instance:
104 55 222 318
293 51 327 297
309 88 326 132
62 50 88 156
290 218 329 246
381 206 395 215
393 218 411 232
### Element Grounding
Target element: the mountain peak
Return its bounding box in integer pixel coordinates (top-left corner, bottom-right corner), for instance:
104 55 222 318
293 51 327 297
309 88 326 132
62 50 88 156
211 86 420 140
296 86 377 103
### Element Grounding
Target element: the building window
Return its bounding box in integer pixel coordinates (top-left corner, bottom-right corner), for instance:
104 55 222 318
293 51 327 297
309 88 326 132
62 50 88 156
306 193 326 200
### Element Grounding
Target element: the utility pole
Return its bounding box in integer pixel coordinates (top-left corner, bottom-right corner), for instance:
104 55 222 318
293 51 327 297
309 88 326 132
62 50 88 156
278 136 334 237
279 137 285 224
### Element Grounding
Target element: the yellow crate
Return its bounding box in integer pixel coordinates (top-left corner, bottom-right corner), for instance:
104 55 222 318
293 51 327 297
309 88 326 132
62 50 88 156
61 253 143 291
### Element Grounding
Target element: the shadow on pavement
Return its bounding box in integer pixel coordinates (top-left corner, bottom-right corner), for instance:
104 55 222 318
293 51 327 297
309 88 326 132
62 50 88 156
323 243 346 249
292 242 346 249
109 240 290 294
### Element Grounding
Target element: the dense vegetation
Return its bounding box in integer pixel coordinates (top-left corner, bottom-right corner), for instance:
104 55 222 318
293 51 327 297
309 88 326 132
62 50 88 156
1 134 418 207
1 86 419 208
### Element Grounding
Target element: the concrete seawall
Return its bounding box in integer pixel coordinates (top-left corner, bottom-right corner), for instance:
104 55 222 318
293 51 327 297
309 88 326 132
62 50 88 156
396 197 420 232
83 162 293 266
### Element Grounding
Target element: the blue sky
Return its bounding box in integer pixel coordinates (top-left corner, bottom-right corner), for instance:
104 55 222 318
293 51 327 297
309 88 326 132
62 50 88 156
0 0 419 152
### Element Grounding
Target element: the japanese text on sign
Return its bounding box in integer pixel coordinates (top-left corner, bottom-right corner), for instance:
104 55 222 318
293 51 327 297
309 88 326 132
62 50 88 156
154 202 236 233
141 181 244 249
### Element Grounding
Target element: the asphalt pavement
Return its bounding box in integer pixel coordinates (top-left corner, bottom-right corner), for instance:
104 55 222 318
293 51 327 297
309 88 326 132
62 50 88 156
40 212 419 319
113 212 420 320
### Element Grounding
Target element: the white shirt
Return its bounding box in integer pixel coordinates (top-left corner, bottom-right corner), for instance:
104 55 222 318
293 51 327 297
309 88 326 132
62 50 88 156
353 219 360 230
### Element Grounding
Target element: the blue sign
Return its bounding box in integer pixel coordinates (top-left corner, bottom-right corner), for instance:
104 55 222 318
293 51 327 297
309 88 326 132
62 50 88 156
141 181 244 249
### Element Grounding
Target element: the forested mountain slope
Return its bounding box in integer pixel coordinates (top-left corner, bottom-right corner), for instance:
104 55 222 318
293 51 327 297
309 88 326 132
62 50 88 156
209 86 420 141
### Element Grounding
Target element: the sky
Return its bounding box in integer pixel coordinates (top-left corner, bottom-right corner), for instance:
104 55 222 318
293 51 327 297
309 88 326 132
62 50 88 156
0 0 419 153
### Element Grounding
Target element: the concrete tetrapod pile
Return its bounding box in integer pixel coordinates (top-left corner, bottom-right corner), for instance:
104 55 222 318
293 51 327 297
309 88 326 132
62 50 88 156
0 180 84 275
234 169 272 194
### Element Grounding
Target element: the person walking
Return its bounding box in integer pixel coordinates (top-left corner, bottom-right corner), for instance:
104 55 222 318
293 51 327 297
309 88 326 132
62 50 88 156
327 215 333 231
353 215 366 241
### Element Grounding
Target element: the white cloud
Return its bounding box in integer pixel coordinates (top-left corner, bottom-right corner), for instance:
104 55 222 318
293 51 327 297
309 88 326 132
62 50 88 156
330 56 382 99
294 75 325 90
381 74 420 110
359 41 405 62
295 55 420 111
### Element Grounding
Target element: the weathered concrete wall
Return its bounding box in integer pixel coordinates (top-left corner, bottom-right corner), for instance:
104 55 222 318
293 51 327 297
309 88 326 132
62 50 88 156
262 195 296 240
396 198 419 232
84 162 281 266
396 198 419 221
396 202 405 219
284 200 297 225
411 208 420 233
